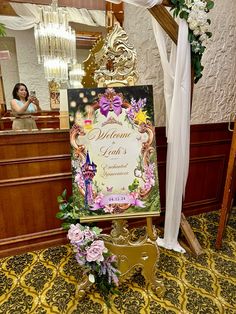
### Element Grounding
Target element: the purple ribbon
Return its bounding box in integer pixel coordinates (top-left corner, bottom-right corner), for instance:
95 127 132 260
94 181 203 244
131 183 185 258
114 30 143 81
99 95 122 117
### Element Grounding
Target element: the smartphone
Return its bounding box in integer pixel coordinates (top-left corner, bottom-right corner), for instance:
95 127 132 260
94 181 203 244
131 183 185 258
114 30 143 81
30 90 36 97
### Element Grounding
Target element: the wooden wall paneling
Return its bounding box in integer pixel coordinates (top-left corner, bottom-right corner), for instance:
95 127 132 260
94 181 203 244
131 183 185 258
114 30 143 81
0 154 71 180
184 155 227 213
183 124 232 216
0 131 72 257
0 175 72 237
155 123 232 218
0 131 70 159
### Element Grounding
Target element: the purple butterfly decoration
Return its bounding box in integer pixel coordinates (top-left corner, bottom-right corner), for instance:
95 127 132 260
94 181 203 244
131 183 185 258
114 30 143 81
99 95 122 117
106 186 113 192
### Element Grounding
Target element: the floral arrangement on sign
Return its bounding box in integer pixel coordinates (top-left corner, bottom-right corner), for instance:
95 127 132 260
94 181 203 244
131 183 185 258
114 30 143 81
57 190 120 307
171 0 214 82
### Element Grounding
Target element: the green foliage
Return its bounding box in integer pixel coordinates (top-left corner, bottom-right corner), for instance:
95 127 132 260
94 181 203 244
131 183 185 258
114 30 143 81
95 273 120 308
0 23 6 37
56 189 80 229
206 0 214 10
170 0 214 83
144 185 161 212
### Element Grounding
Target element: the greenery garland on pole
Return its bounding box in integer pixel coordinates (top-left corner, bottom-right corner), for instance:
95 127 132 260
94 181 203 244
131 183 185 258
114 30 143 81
170 0 214 83
0 23 6 37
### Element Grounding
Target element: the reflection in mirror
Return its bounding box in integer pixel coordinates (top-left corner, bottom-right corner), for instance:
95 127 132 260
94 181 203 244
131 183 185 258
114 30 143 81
0 1 106 133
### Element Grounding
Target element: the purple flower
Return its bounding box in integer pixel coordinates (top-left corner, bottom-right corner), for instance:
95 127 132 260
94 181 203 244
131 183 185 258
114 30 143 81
83 227 96 241
86 240 108 262
131 97 146 112
126 107 135 120
91 193 105 211
75 170 85 189
100 255 120 286
129 192 145 207
75 250 86 265
68 224 84 244
143 163 155 190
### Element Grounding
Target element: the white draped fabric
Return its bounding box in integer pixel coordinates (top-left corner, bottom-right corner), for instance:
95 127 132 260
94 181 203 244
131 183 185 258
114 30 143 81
152 18 191 253
107 0 191 253
108 0 163 7
0 2 105 30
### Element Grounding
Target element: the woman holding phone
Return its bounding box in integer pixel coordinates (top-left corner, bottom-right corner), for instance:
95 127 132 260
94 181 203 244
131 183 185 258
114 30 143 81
10 83 41 130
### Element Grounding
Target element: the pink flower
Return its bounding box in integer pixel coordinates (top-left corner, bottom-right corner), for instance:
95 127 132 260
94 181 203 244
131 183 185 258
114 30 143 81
104 205 114 213
129 192 145 207
91 193 105 211
86 240 108 262
75 250 86 265
75 171 85 189
83 227 96 241
68 224 84 243
143 163 155 191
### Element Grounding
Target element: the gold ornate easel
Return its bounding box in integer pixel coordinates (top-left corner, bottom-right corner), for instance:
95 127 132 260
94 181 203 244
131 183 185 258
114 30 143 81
81 22 165 297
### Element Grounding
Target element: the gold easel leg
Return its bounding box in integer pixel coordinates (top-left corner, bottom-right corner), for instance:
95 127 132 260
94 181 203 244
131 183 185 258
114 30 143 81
104 218 165 298
146 217 157 241
77 272 92 299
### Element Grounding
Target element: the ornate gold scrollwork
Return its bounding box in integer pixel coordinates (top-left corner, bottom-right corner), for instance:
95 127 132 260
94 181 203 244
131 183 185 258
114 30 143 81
82 36 104 88
94 23 138 87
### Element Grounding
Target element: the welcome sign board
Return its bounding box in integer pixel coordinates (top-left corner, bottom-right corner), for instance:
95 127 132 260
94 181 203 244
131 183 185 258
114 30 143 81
68 85 160 222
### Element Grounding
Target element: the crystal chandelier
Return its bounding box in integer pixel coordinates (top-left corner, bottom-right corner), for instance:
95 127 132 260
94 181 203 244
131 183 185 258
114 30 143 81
69 63 85 88
34 0 76 82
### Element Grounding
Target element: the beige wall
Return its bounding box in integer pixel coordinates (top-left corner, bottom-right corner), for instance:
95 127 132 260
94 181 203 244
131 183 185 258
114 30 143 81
124 0 236 126
1 28 50 110
0 29 92 111
0 37 19 108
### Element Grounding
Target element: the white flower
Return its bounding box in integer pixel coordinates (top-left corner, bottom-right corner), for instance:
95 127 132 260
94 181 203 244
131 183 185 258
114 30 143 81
199 33 208 42
192 0 206 10
191 40 198 46
89 273 95 283
189 21 199 30
193 47 200 53
134 168 142 178
185 0 192 8
193 29 201 36
173 0 213 82
182 7 190 13
200 25 208 33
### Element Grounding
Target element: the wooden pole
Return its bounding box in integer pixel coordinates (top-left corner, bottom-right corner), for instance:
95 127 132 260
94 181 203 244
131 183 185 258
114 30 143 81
216 119 236 249
148 5 178 45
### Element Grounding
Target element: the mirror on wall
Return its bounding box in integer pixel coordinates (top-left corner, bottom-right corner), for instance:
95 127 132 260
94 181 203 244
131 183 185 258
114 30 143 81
0 1 106 133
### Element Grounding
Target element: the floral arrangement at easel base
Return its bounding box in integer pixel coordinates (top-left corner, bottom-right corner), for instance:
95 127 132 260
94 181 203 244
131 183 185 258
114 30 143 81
57 189 120 307
171 0 214 83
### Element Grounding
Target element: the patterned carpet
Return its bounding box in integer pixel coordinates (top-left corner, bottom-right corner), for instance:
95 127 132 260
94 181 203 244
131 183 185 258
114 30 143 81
0 210 236 314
